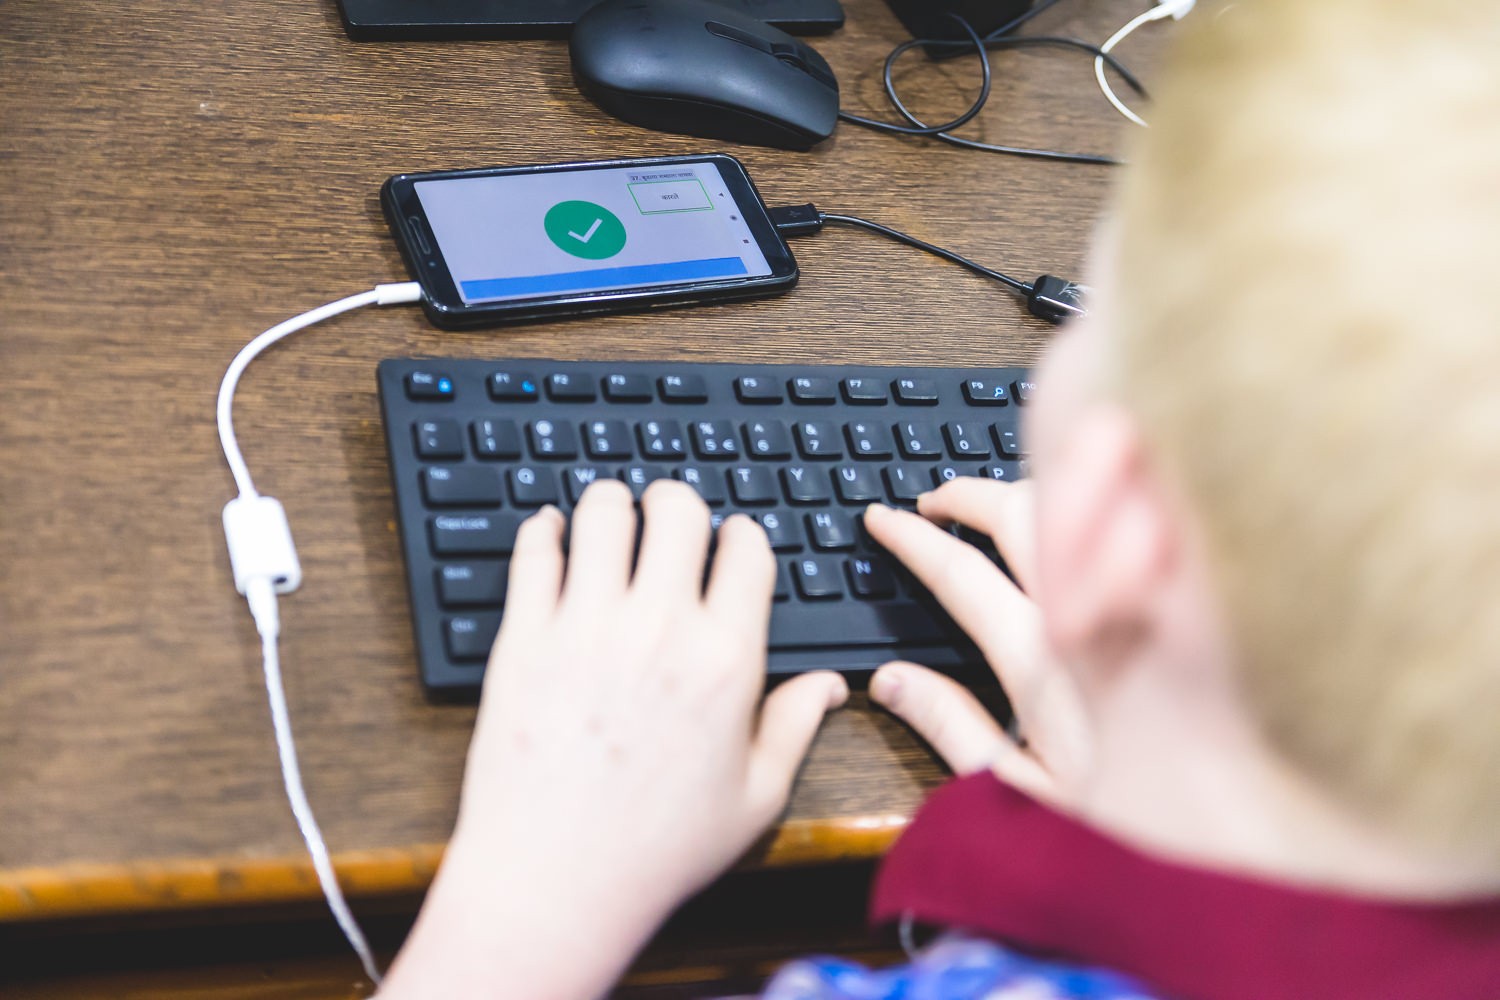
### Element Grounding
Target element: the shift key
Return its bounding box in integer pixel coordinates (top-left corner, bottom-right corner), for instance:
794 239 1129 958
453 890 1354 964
429 513 522 555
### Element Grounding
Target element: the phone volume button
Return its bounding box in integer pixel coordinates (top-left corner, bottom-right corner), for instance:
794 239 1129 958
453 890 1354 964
407 216 433 255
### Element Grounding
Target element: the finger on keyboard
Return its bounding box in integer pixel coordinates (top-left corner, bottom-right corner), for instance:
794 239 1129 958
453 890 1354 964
917 478 1039 594
562 479 637 604
862 503 1044 697
634 479 712 599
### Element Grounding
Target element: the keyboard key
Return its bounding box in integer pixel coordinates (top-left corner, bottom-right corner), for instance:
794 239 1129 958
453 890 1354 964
406 371 454 401
933 465 963 486
584 419 633 459
421 466 503 507
744 419 792 459
896 420 943 458
893 378 939 405
962 379 1010 406
885 463 927 502
982 463 1023 481
807 510 856 550
842 377 887 405
730 466 779 505
429 514 522 556
846 556 897 599
508 465 559 506
564 464 603 503
659 373 708 402
845 420 893 459
788 376 838 404
603 373 654 402
944 422 991 458
676 465 726 505
793 557 843 599
773 562 790 600
735 375 782 403
833 465 882 502
488 371 538 401
622 464 669 499
993 426 1025 458
471 419 521 460
445 614 500 661
528 419 578 459
565 465 608 504
795 420 841 459
756 511 801 551
638 418 686 459
546 371 595 401
691 420 740 459
414 419 464 459
782 465 831 505
1013 379 1037 404
436 562 506 607
769 601 945 646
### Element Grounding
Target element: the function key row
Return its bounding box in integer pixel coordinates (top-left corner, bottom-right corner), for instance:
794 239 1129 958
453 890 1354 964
415 418 1026 463
406 370 1036 407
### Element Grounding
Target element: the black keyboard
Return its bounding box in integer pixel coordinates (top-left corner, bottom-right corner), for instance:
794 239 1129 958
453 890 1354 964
377 358 1031 700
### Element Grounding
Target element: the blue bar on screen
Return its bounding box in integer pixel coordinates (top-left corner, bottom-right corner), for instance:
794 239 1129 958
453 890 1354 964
461 256 750 300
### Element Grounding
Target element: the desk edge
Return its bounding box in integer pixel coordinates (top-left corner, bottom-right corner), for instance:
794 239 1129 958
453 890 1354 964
0 814 909 921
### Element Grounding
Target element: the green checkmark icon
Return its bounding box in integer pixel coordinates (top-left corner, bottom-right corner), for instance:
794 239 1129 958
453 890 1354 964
544 200 626 260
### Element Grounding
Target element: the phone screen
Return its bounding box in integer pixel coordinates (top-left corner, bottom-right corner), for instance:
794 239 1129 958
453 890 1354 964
413 160 775 305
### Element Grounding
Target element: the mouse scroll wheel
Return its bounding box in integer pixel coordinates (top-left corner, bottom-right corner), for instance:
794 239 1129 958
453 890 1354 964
705 20 773 55
770 42 807 70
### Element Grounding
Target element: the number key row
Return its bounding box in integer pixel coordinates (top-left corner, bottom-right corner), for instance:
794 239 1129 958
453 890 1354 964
419 460 1025 509
414 417 1025 463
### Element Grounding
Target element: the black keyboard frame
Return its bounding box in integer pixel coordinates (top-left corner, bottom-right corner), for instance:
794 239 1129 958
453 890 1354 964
377 358 1029 701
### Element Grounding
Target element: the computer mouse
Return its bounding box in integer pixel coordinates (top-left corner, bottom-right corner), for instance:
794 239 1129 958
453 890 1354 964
569 0 840 150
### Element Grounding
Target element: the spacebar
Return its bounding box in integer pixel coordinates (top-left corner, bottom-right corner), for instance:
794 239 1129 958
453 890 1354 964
769 601 949 649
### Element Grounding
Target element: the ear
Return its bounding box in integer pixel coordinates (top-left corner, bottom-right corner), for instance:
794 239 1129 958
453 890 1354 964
1034 402 1178 670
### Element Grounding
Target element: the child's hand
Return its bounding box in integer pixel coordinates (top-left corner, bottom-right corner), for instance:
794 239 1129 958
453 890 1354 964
864 480 1091 806
385 479 847 999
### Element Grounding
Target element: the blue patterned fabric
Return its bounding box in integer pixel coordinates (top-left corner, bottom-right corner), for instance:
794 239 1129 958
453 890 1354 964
760 934 1162 1000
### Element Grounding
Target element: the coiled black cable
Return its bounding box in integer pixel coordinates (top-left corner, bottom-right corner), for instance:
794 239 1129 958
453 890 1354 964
838 6 1150 165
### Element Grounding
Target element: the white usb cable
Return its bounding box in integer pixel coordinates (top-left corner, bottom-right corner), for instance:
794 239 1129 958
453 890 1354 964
217 280 423 986
1095 0 1196 127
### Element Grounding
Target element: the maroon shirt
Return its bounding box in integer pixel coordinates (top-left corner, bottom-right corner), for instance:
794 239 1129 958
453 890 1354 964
870 771 1500 999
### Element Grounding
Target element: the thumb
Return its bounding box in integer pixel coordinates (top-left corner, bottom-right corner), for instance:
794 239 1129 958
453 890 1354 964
747 671 849 821
869 661 1019 778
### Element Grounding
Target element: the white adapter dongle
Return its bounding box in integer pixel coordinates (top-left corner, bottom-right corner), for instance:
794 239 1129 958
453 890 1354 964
222 494 302 596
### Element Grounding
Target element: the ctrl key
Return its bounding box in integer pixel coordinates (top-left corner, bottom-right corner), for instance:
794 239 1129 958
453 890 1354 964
445 613 500 661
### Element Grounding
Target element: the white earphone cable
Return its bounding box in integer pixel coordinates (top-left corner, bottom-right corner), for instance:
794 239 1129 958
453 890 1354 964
218 280 423 985
1094 0 1196 128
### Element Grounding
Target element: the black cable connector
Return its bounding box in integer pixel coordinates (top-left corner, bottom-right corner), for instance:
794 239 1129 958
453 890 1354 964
770 204 1087 326
1027 275 1091 324
768 203 824 239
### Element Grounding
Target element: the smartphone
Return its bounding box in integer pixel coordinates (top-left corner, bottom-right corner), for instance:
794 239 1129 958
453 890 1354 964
382 154 799 329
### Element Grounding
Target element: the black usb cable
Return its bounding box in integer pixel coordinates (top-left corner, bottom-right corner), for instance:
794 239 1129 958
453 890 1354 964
770 204 1089 326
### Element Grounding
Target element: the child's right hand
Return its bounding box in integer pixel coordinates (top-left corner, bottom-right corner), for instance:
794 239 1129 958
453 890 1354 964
863 480 1092 807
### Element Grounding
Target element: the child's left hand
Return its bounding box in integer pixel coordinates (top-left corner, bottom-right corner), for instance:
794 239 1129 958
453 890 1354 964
379 479 847 1000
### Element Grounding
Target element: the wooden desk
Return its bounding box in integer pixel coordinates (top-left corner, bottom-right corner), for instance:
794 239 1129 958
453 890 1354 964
0 0 1158 922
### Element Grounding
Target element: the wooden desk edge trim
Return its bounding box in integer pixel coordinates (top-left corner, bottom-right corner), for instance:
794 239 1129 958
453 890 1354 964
0 814 908 921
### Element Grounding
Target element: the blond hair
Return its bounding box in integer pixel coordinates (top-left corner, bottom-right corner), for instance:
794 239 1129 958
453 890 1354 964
1107 0 1500 863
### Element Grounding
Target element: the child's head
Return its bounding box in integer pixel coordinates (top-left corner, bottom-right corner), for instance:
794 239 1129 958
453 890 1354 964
1029 0 1500 870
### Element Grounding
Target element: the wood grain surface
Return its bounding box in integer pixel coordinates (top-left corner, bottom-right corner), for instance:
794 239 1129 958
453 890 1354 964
0 0 1163 919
